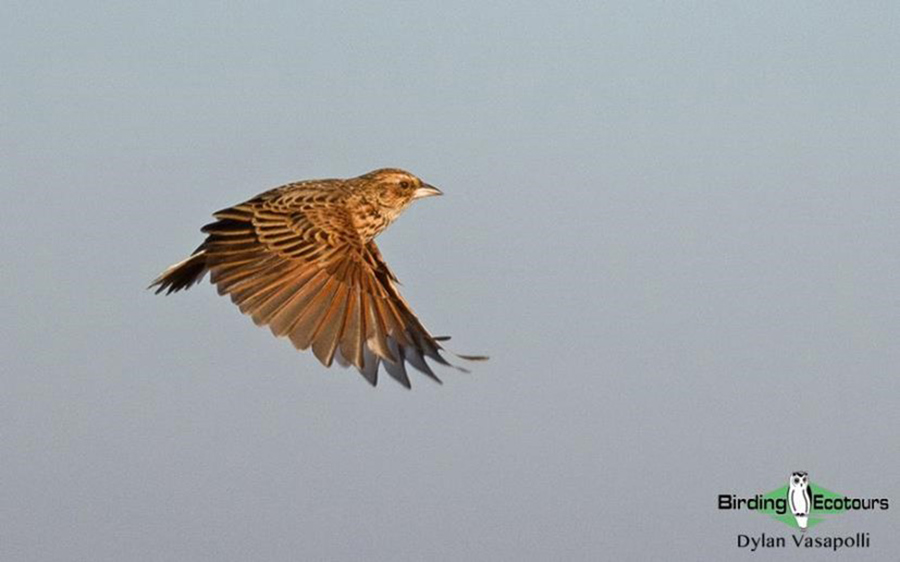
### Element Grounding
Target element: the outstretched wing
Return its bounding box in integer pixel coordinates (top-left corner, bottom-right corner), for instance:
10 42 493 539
200 187 466 387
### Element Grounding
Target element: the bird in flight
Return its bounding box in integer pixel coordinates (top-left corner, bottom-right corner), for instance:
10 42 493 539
150 168 486 387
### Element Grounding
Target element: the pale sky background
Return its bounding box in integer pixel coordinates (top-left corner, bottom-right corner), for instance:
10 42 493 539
2 2 899 560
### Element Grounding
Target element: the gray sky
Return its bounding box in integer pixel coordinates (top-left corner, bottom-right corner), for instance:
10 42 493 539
3 1 899 560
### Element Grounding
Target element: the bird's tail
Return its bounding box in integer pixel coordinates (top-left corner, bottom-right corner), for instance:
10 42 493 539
149 248 208 294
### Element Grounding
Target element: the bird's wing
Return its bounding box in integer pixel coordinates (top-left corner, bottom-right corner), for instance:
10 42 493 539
200 190 461 387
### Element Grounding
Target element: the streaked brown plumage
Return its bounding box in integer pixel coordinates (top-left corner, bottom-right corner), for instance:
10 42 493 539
150 168 486 387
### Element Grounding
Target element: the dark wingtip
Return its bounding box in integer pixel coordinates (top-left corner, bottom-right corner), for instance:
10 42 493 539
147 278 183 296
392 370 412 390
354 365 379 387
148 279 168 294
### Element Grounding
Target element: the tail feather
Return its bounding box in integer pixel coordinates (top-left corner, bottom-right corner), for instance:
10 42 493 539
149 249 208 294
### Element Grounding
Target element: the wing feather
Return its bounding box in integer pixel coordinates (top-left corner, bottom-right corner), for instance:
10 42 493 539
382 338 410 388
286 276 341 349
339 288 364 369
311 281 350 367
254 268 324 331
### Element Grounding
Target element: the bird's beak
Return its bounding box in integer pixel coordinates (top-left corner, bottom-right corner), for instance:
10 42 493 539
413 183 443 199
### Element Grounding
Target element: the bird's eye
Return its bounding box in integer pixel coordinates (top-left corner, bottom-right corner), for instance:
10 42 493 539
400 180 410 189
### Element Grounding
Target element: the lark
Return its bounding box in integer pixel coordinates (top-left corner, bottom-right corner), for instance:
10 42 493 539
150 168 486 387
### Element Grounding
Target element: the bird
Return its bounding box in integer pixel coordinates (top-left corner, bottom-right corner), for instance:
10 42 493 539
150 168 486 388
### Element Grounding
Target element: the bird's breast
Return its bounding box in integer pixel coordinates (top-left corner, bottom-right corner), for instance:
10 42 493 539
350 201 392 241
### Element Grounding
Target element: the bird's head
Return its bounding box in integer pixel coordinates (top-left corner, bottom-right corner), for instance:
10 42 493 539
355 168 443 213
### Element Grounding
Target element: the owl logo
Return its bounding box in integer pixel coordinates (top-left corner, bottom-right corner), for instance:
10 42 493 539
788 471 812 531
